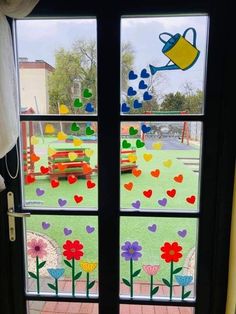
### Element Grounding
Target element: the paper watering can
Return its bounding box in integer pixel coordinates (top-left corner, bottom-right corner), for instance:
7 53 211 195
149 27 200 75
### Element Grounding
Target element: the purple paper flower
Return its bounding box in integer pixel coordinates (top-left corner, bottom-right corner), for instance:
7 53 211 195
121 241 142 261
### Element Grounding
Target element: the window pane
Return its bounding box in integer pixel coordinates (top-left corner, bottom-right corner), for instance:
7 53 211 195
120 122 201 212
120 217 197 300
121 15 208 115
21 121 98 209
120 304 194 314
27 301 98 313
17 19 97 115
25 215 98 297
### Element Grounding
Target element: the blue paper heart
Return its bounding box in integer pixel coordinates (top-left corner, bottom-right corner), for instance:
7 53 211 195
121 103 130 113
133 99 142 109
141 68 150 78
85 103 94 112
138 80 148 89
127 87 137 96
128 70 138 80
141 124 151 133
143 91 152 101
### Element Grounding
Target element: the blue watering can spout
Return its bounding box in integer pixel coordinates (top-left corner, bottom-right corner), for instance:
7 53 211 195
149 63 179 75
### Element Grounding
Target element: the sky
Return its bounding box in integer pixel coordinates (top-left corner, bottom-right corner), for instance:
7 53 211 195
16 15 209 95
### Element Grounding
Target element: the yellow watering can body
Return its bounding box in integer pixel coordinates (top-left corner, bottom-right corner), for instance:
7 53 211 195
150 27 200 75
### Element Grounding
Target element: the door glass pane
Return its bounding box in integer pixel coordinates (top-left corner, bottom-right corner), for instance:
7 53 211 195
120 304 194 314
27 301 98 314
25 215 98 297
21 121 98 209
120 217 197 300
16 19 97 115
121 15 208 115
120 122 201 212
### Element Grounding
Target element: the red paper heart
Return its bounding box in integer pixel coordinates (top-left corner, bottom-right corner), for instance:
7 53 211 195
87 180 96 189
74 195 83 203
143 189 152 198
68 175 77 184
151 169 160 178
26 174 35 184
124 182 133 191
186 195 196 204
40 166 50 174
174 174 183 183
51 179 59 188
166 189 176 198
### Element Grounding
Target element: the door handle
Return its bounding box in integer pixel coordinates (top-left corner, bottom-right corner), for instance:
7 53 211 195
7 191 31 242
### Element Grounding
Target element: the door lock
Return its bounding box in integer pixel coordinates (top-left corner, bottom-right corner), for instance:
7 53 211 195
7 191 31 242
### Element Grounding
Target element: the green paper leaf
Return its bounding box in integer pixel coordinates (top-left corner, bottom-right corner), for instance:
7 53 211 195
162 278 171 287
28 272 37 279
64 260 72 268
173 267 183 274
132 269 141 277
122 278 131 287
88 280 95 289
151 286 159 296
183 291 191 299
73 271 82 280
48 283 56 291
38 261 46 269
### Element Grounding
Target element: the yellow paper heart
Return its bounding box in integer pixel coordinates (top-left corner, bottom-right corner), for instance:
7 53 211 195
68 152 77 161
85 149 94 157
128 154 137 163
30 136 39 145
73 138 83 146
48 147 57 157
152 142 163 150
45 124 55 134
143 153 152 161
59 104 69 114
163 159 172 168
57 131 67 141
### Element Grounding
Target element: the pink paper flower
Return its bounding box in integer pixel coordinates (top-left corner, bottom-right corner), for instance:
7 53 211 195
27 238 47 259
142 265 160 276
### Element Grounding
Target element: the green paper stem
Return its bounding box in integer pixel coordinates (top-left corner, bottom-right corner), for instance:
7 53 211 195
170 261 174 300
86 272 89 298
150 275 153 300
72 258 75 296
130 259 133 298
36 256 40 294
55 278 58 296
181 286 185 300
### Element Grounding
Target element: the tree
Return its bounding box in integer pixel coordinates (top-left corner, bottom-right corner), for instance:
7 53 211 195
48 40 134 114
160 92 186 112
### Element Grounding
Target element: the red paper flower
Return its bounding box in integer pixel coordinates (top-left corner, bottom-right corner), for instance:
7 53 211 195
63 240 84 260
161 242 182 263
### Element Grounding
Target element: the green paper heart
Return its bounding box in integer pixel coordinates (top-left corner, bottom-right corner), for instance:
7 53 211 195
122 140 131 149
136 139 145 148
86 126 94 135
71 122 80 132
74 98 83 107
129 127 138 136
83 88 92 98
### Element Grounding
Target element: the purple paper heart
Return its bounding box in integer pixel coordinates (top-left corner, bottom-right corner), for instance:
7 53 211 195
178 229 187 238
64 228 72 236
131 200 141 209
86 225 95 233
148 224 157 232
58 198 67 207
42 222 50 230
158 198 167 207
36 188 45 196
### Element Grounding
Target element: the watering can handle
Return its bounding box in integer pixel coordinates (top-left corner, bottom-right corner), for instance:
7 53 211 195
183 27 197 47
159 32 173 44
